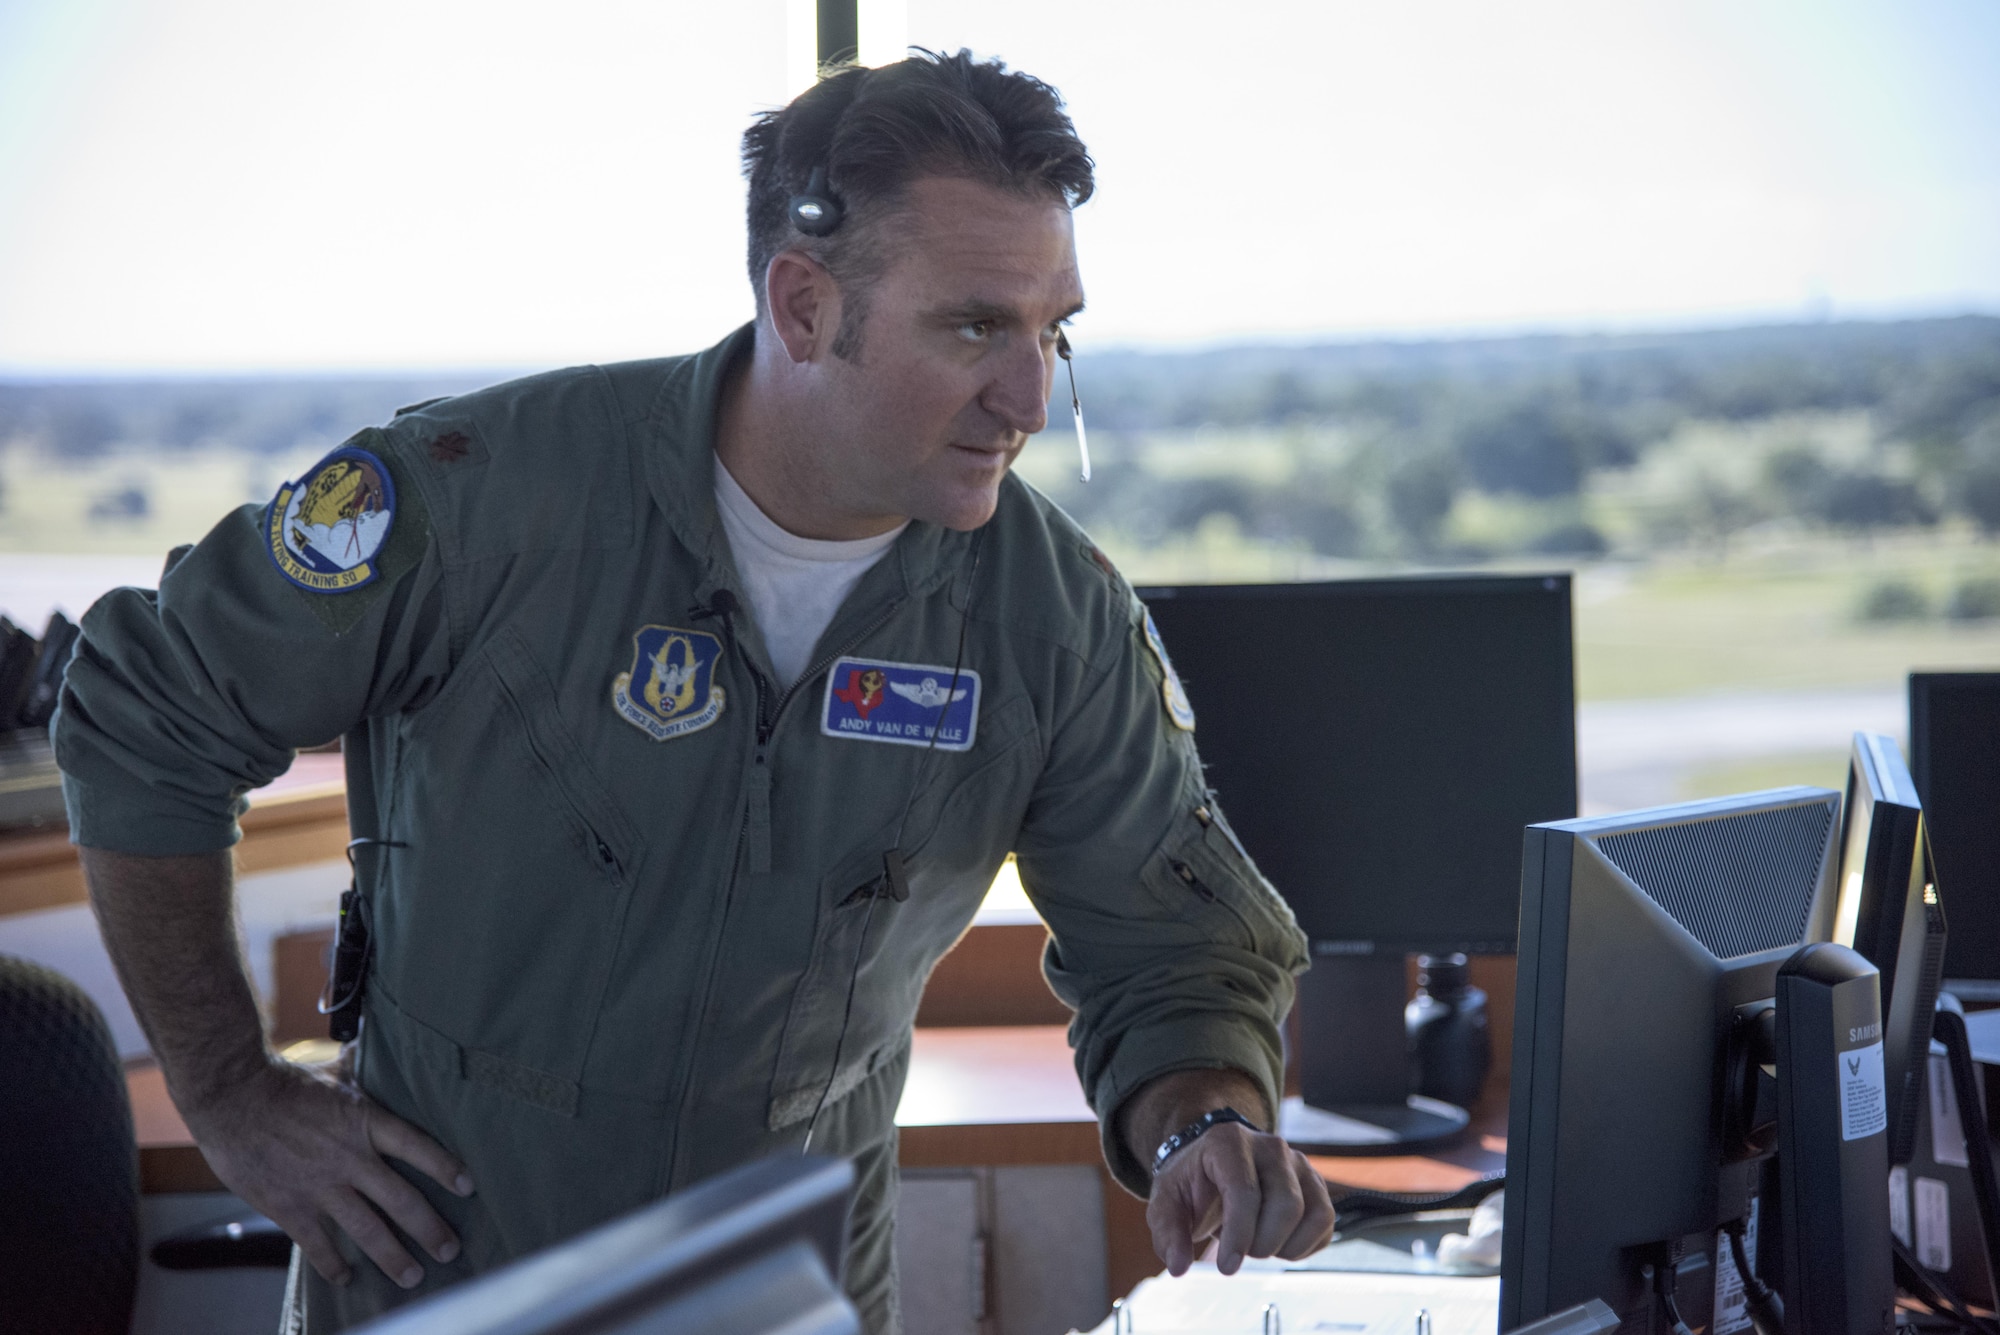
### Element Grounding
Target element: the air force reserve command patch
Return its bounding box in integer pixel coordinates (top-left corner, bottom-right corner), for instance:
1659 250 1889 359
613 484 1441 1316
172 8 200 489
822 656 980 751
1142 609 1197 732
613 626 726 740
265 446 396 592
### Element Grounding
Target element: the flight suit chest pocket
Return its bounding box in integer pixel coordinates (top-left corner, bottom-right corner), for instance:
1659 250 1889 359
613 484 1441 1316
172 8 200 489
382 628 643 1081
764 845 909 1131
485 629 641 874
763 694 1041 1131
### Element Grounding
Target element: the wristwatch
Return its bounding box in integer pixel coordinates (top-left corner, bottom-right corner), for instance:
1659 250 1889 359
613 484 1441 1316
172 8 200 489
1152 1106 1256 1176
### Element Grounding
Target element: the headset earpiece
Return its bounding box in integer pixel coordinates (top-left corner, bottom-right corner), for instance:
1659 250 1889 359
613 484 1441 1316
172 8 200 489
788 166 844 237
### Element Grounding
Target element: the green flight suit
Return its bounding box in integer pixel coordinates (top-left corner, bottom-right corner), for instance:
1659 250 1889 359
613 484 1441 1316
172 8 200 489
55 325 1309 1333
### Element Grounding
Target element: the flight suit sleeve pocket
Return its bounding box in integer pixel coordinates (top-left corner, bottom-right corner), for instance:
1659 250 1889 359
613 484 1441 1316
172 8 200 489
1138 800 1307 968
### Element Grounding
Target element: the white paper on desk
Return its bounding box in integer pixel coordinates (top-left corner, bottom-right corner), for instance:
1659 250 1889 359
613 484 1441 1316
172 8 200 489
1075 1268 1498 1334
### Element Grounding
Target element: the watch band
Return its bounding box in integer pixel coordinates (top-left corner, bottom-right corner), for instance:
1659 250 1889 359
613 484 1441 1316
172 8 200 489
1152 1106 1256 1176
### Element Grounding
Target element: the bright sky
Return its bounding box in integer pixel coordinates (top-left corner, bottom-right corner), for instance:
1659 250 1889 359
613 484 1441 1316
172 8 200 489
0 0 1996 372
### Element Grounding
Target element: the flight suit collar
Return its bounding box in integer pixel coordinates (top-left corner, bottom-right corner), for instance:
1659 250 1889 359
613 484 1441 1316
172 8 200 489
639 323 978 632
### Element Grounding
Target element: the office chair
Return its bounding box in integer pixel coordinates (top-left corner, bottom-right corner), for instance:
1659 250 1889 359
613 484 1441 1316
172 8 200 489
0 953 140 1334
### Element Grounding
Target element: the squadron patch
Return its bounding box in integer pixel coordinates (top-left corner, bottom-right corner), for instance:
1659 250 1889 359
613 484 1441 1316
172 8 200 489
1142 609 1197 732
821 656 981 752
612 626 726 740
265 447 396 592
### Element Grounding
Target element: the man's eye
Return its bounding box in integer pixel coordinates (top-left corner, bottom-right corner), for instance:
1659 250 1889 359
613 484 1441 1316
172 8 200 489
956 321 993 342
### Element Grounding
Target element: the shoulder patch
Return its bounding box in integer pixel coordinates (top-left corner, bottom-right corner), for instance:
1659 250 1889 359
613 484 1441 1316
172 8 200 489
266 445 397 593
1142 609 1197 732
612 626 726 740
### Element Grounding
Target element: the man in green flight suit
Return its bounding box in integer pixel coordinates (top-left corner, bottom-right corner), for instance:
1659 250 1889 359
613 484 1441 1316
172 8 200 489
56 50 1331 1334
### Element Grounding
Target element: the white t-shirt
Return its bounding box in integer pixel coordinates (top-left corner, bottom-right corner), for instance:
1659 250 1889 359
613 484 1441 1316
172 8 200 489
713 458 907 688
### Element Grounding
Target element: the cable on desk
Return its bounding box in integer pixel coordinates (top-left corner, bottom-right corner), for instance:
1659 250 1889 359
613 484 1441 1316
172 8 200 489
1326 1173 1504 1228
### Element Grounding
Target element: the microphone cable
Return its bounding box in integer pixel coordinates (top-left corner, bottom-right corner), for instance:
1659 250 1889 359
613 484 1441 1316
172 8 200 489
802 526 986 1155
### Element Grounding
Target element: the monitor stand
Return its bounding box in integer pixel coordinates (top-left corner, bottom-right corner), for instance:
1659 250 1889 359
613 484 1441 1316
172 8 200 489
1278 952 1471 1155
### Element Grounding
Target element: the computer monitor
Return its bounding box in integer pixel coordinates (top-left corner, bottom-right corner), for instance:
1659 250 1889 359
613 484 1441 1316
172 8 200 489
1140 575 1576 1151
1909 672 2000 999
1501 788 1849 1329
351 1154 857 1335
1833 731 1946 1166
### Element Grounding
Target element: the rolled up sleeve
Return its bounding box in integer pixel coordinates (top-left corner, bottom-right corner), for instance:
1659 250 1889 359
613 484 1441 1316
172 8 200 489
54 432 450 855
1013 599 1309 1197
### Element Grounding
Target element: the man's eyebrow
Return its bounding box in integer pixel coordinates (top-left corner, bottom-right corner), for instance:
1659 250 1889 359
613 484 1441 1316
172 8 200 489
935 300 1022 324
934 297 1088 324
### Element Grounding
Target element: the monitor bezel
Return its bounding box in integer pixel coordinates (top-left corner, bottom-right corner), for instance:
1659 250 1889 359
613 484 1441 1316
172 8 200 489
1910 671 2000 991
1136 571 1577 956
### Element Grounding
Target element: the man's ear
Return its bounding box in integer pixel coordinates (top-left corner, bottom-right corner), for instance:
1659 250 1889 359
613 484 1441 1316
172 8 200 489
764 250 841 364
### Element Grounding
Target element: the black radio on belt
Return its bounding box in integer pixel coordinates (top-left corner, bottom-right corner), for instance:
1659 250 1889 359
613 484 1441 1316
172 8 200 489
319 837 395 1043
319 885 371 1042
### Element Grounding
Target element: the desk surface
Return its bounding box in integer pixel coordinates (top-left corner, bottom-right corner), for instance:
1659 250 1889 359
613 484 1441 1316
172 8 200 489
131 1024 1506 1194
1 751 349 917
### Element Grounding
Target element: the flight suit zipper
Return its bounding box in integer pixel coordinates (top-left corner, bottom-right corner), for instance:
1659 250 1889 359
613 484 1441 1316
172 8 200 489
736 601 907 874
660 597 906 1189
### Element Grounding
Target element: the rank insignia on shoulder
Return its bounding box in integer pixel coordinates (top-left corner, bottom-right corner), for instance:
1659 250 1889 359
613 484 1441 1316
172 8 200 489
1142 609 1196 732
821 656 981 751
265 446 397 593
613 626 726 740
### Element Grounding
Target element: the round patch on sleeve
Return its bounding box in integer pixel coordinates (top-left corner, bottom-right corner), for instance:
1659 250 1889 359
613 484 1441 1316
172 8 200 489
264 446 397 593
1142 609 1197 732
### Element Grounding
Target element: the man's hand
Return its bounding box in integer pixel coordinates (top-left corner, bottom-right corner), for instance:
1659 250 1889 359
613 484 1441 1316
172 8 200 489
78 847 473 1290
183 1054 475 1289
1120 1068 1336 1276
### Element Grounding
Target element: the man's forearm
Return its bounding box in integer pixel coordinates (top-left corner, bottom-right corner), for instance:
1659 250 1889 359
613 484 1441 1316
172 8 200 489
80 847 271 1116
1117 1067 1271 1176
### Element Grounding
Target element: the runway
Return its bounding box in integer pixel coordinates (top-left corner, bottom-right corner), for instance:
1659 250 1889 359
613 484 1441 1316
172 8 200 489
1577 687 1901 814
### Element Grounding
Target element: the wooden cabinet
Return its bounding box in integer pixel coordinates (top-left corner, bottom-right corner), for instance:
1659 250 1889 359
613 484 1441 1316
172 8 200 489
899 1165 1107 1335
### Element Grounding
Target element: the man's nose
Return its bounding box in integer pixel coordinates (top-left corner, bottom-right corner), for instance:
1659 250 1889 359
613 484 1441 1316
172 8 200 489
981 340 1051 437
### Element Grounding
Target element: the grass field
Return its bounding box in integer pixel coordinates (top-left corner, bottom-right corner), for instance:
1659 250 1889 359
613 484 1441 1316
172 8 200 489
6 440 1999 702
1570 535 2000 700
0 443 316 556
1087 522 2000 702
1675 750 1852 802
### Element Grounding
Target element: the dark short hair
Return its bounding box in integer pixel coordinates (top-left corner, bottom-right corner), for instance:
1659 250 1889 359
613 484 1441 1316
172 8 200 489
741 49 1095 355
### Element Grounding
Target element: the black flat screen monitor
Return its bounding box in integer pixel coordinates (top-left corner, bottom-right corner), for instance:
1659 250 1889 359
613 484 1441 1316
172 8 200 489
1139 574 1577 953
1833 731 1946 1166
1502 787 1842 1329
351 1154 857 1335
1909 672 2000 996
1140 574 1577 1152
